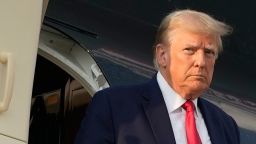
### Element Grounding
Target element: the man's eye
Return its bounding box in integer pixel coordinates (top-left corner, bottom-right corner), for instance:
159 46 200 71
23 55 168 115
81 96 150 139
184 48 194 54
205 49 216 57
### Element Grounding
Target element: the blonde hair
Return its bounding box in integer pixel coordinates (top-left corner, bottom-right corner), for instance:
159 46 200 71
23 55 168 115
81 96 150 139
153 9 232 68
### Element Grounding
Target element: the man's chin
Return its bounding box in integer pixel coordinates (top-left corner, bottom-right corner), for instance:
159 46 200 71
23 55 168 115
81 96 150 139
187 83 209 96
192 87 208 94
190 80 209 88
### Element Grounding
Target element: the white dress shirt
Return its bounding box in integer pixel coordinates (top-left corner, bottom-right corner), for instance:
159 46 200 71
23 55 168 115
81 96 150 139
157 72 211 144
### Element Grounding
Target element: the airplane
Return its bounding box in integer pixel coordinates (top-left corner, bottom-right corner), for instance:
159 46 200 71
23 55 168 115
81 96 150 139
0 0 255 144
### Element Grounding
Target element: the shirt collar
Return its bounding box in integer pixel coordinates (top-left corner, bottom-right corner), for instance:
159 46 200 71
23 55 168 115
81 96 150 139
156 72 200 116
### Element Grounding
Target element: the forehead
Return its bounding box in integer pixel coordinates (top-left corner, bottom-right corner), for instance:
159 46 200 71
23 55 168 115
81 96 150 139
168 28 218 49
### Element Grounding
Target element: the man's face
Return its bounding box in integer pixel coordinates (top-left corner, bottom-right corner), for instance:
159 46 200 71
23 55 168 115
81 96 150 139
157 28 218 99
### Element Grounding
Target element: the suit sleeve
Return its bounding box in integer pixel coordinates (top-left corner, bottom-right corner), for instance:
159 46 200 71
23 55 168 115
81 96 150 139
75 91 115 144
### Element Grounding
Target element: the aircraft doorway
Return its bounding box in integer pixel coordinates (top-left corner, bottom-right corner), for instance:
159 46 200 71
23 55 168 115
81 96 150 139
29 55 92 144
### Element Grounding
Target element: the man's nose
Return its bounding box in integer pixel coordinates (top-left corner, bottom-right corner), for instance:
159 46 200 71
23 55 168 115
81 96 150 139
193 50 206 68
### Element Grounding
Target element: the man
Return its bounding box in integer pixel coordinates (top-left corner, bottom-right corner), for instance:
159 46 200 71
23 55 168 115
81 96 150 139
75 9 240 144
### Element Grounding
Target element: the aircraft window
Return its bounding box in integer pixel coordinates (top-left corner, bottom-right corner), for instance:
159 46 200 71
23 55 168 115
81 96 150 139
29 55 92 144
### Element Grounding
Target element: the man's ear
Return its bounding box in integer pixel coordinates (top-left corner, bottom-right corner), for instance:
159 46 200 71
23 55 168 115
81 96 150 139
156 44 168 68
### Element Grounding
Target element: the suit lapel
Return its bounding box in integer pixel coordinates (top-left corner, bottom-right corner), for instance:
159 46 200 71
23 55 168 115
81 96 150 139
142 77 176 144
198 98 227 144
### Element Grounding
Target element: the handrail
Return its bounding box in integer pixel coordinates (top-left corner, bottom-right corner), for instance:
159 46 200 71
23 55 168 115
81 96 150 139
0 52 14 112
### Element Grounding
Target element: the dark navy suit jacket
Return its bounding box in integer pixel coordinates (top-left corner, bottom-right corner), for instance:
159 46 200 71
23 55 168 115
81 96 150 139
75 77 240 144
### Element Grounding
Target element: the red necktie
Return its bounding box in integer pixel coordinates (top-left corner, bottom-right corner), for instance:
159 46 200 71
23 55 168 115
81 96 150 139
182 100 202 144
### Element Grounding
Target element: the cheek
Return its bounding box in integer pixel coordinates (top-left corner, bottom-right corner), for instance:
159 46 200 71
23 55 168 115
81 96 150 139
171 56 191 75
169 59 187 80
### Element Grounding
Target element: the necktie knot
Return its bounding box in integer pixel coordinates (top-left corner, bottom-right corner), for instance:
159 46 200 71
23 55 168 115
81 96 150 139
182 100 195 112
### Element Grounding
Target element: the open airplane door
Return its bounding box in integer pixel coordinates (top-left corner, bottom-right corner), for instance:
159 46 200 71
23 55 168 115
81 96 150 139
0 0 46 143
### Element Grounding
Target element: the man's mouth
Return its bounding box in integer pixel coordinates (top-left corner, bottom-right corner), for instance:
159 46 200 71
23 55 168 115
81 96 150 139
189 75 206 79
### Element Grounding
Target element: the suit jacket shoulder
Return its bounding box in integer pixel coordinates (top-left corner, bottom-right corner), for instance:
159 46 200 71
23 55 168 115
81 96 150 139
75 81 158 144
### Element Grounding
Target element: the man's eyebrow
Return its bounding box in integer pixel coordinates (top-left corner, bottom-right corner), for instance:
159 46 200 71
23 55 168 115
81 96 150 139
205 47 215 50
205 45 217 50
184 43 201 48
184 42 217 49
